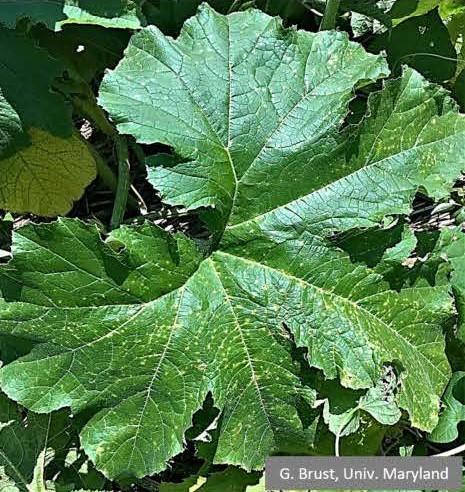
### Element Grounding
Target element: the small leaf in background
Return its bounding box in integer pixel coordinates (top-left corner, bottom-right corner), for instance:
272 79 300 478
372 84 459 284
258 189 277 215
441 0 465 42
159 475 201 492
0 28 72 139
58 0 144 30
192 468 260 492
0 394 71 492
379 226 418 266
433 228 465 339
429 371 465 443
318 373 401 447
374 9 457 82
0 0 145 31
344 0 393 34
0 27 97 216
0 89 23 155
448 0 465 108
389 0 441 25
0 0 66 30
51 447 110 491
0 129 96 216
31 24 130 83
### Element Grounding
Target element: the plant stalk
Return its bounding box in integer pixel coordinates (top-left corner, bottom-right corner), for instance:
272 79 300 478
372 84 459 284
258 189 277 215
89 144 139 212
72 90 117 137
56 77 140 215
111 137 131 230
319 0 340 30
434 443 465 456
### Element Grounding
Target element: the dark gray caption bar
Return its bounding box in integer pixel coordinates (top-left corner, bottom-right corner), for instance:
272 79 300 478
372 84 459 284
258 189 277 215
266 457 463 490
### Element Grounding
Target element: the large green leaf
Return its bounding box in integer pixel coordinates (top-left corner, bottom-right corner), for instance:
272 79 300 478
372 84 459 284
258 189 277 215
0 4 465 481
0 219 317 479
100 5 390 235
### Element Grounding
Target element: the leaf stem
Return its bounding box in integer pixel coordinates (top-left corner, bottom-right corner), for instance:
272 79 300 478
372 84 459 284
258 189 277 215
319 0 340 30
335 432 342 457
335 419 349 457
111 137 131 230
434 443 465 456
57 77 140 216
89 144 139 212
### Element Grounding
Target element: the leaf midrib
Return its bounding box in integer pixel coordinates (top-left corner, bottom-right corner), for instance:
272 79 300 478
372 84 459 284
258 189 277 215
223 129 465 234
208 259 274 433
127 286 186 469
